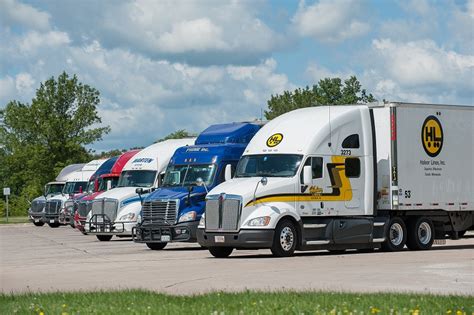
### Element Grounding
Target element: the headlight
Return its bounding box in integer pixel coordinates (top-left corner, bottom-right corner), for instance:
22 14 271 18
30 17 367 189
118 212 136 221
247 216 271 226
178 211 197 223
137 213 142 225
198 214 205 228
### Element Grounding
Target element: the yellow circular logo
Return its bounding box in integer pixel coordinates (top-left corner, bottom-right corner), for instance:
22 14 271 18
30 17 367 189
421 116 443 157
266 133 283 147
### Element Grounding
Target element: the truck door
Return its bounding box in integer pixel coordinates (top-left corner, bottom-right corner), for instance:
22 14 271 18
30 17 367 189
298 156 328 217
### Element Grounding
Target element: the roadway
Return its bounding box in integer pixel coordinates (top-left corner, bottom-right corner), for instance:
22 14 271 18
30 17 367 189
1 224 472 295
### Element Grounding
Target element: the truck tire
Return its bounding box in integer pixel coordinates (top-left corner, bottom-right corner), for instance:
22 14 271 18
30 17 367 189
96 235 113 242
406 217 434 250
146 242 167 250
381 217 407 252
48 222 60 228
271 219 297 257
209 247 233 258
33 222 45 227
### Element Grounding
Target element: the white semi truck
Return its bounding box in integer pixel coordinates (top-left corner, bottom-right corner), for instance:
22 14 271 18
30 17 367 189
85 138 195 241
197 102 473 257
44 159 107 227
28 163 85 226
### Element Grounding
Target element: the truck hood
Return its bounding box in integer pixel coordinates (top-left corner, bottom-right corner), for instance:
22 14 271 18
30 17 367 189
146 186 207 201
208 177 297 207
94 187 139 202
81 191 104 201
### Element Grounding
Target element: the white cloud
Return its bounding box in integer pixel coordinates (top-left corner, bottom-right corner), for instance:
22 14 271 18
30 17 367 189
372 39 474 88
15 73 35 92
0 0 50 31
361 39 474 104
17 31 71 54
0 34 292 150
156 18 227 53
291 0 369 42
42 0 282 65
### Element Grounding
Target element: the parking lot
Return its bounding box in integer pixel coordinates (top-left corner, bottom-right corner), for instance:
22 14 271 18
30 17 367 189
1 224 473 295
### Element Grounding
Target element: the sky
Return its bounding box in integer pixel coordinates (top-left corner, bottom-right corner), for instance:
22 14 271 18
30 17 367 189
1 0 473 151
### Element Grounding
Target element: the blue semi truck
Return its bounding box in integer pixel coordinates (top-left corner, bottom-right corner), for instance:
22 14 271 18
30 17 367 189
133 122 261 250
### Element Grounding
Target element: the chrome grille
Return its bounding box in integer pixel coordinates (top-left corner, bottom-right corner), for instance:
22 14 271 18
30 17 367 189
221 199 240 231
142 200 178 225
205 196 241 232
77 201 92 217
64 200 75 214
91 199 119 221
45 200 61 214
31 200 45 213
205 199 219 230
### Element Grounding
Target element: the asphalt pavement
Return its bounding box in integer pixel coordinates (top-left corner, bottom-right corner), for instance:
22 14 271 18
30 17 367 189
1 224 473 295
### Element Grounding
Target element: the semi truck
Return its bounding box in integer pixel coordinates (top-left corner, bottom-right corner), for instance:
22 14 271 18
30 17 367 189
197 102 474 257
28 163 85 226
85 139 195 241
133 122 261 250
44 159 107 228
60 156 119 227
74 150 140 233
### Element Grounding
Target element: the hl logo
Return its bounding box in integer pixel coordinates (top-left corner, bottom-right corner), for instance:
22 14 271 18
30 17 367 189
266 133 283 147
421 115 443 157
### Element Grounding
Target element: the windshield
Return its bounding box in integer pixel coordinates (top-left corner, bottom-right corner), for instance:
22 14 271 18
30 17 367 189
86 180 95 193
63 181 88 194
117 170 156 188
46 184 64 195
235 154 302 178
98 176 119 191
163 164 217 187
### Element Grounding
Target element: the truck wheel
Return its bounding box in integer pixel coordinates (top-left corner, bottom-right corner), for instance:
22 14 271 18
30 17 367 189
406 217 434 250
96 235 113 242
48 223 60 228
381 217 406 252
271 219 297 257
33 222 45 227
146 242 167 250
209 247 233 258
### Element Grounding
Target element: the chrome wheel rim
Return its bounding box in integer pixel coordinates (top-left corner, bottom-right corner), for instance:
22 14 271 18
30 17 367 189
389 222 403 246
280 226 294 251
418 222 432 245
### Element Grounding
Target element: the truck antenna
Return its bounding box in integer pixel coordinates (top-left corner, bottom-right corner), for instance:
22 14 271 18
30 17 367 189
328 105 332 147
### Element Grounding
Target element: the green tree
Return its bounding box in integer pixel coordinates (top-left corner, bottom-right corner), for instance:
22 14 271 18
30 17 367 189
156 129 196 143
0 72 110 215
265 76 376 120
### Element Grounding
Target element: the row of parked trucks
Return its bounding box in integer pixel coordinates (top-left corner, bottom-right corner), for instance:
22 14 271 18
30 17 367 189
28 102 473 257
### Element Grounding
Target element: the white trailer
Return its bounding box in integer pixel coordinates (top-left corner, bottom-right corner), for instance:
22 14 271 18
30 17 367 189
85 138 196 241
197 102 473 257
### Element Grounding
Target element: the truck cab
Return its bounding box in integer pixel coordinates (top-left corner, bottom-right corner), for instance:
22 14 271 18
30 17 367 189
44 159 107 228
197 106 379 257
85 139 195 241
74 150 140 233
133 122 261 250
61 156 119 227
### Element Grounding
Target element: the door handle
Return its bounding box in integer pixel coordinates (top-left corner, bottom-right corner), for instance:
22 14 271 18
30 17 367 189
320 202 324 208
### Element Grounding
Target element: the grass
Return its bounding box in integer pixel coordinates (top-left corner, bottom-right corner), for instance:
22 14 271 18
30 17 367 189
0 290 471 315
0 216 29 224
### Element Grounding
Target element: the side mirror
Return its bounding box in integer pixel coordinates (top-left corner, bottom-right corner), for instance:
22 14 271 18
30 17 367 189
224 164 232 182
303 165 312 186
106 180 112 191
195 177 204 186
135 188 144 195
43 185 48 197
